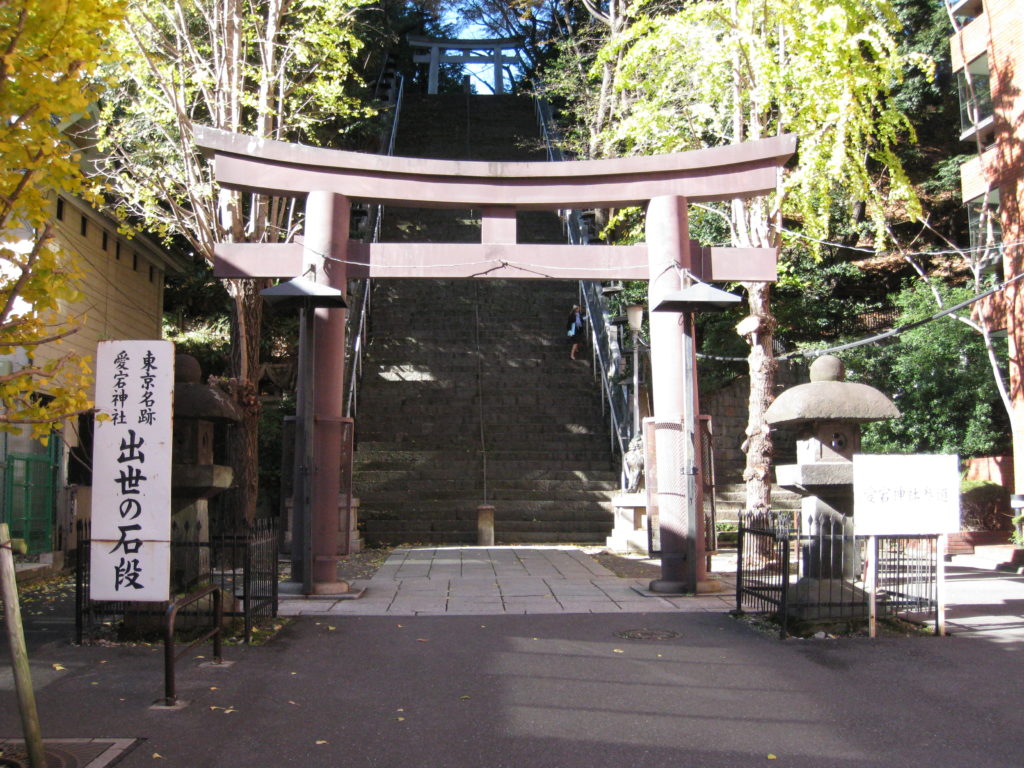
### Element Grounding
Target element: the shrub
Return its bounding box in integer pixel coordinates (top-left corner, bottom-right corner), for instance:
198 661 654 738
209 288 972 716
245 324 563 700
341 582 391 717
960 480 1012 532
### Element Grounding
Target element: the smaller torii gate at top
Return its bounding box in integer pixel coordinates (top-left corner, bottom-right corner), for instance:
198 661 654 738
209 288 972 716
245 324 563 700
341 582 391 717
408 35 522 94
195 126 796 595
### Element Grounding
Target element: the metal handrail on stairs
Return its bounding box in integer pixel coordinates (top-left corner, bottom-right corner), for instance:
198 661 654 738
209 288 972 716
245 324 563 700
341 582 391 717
535 96 632 473
345 74 404 420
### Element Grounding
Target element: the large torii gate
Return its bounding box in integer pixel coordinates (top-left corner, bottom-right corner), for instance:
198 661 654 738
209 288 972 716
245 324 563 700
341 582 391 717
195 126 796 595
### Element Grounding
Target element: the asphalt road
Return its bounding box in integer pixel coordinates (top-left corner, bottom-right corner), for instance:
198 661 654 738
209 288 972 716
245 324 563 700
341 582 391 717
2 609 1023 767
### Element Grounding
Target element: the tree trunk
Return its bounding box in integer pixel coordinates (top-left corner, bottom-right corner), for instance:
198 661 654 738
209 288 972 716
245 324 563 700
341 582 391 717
221 277 265 524
740 280 776 513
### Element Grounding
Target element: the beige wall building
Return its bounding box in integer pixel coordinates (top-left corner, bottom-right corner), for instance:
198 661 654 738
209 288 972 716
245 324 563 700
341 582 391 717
0 195 184 557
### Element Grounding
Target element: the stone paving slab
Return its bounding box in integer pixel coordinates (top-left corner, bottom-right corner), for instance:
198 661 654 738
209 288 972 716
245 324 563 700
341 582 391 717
279 546 735 617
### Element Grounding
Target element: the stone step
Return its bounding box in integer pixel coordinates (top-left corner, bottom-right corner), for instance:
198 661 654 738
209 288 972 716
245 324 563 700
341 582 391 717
358 462 610 481
360 487 614 505
361 527 608 546
357 373 600 389
355 458 613 476
360 499 614 517
356 436 610 454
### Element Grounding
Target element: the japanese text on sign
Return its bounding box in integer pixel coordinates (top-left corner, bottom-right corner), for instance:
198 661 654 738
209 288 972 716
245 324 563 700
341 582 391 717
853 454 959 536
90 341 174 602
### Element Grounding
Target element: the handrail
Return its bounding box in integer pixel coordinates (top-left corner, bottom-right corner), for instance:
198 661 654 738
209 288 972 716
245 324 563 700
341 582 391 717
163 585 223 706
580 282 629 461
345 74 405 419
535 95 632 467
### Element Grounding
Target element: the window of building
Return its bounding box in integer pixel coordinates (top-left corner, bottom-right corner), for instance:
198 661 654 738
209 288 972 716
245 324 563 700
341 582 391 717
56 198 64 220
149 264 155 282
115 241 121 260
957 54 994 140
132 252 138 271
102 231 108 251
80 215 88 237
967 189 1002 278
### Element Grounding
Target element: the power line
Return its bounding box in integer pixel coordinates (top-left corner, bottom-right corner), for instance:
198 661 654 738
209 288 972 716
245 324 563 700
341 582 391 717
773 225 1022 260
697 271 1024 363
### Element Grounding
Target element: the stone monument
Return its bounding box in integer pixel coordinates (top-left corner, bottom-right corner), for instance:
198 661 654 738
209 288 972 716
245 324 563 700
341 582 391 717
764 355 899 616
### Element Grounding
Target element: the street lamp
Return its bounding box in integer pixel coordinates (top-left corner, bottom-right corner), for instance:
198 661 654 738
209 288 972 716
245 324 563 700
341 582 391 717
261 275 346 595
625 304 645 437
649 278 740 593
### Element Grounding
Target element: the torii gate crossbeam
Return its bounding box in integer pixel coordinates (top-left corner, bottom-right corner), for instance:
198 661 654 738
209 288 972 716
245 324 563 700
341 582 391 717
194 126 796 595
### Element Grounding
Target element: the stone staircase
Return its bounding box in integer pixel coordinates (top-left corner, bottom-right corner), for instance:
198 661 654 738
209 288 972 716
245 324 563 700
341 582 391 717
353 94 617 545
713 483 804 524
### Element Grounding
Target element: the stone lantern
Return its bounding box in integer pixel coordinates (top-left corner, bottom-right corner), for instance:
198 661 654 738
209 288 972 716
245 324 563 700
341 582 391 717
765 355 899 582
170 354 241 589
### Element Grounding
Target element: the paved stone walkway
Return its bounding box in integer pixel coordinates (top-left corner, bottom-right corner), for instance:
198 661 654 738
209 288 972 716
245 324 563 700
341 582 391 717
279 546 735 616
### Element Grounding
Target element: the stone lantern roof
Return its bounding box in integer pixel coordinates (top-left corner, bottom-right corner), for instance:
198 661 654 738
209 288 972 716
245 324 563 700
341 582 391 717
764 355 899 427
174 354 242 423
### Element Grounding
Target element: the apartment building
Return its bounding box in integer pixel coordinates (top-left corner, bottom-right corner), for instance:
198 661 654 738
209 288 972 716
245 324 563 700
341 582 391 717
950 0 1024 490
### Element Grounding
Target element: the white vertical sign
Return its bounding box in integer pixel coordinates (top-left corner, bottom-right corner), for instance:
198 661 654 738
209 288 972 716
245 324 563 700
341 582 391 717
90 340 174 602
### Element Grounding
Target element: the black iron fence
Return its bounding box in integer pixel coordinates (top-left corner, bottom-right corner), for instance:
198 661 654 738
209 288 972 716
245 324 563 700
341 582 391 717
736 511 940 638
75 516 278 644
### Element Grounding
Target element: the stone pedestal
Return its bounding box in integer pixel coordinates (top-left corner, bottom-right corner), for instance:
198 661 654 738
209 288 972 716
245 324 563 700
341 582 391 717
605 493 649 554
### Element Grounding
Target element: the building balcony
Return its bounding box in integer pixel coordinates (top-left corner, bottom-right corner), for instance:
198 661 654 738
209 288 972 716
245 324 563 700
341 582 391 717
960 145 1002 201
949 12 990 71
946 0 985 22
961 111 996 144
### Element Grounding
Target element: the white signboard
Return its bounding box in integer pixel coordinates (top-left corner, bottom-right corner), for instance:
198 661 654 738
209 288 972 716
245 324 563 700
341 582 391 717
853 454 959 536
90 341 174 601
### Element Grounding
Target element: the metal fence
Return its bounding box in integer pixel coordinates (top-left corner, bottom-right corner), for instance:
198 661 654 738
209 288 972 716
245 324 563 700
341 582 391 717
735 511 940 638
76 516 278 644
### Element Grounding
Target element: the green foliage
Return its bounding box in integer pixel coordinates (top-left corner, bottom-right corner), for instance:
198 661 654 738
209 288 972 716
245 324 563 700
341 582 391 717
959 480 1012 532
0 0 127 440
844 281 1010 458
93 0 375 259
599 0 927 246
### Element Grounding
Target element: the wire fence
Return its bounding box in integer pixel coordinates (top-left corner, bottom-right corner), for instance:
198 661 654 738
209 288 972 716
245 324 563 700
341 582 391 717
736 511 940 638
75 516 278 644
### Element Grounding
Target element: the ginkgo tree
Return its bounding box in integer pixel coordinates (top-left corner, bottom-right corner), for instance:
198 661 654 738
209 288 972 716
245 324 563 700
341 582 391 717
592 0 928 510
0 0 126 441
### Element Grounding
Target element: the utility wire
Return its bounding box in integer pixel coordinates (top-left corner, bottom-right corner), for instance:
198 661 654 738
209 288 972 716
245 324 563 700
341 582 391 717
774 225 1023 259
697 271 1024 363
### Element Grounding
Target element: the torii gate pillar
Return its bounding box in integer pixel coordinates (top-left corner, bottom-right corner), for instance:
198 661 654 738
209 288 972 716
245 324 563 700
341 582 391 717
646 195 706 593
304 191 349 593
